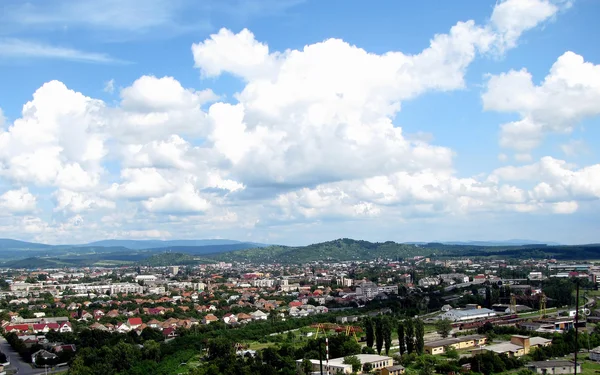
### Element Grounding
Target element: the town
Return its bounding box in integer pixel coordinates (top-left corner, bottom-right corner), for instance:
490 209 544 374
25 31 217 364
0 256 598 375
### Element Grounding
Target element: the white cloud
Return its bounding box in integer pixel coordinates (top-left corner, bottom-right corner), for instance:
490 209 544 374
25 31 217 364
0 188 37 214
560 139 588 157
0 0 584 241
0 108 5 128
3 0 189 33
104 168 174 200
114 75 214 143
493 156 600 201
0 38 127 64
552 201 578 214
192 28 282 80
483 51 600 152
104 79 115 94
515 153 533 162
54 189 115 213
142 183 210 214
490 0 560 51
0 81 106 190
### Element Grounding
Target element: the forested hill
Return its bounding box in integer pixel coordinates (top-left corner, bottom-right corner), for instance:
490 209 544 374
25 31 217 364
204 239 438 263
205 239 600 264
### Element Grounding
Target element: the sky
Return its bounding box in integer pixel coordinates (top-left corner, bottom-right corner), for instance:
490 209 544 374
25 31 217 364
0 0 599 246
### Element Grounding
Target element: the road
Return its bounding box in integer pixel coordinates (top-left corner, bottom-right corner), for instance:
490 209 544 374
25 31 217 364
0 336 65 375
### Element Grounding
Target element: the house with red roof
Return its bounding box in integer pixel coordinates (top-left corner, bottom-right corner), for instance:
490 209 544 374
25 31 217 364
127 317 143 329
202 314 218 325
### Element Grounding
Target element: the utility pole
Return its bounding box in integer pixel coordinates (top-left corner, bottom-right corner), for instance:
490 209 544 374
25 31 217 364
318 338 323 375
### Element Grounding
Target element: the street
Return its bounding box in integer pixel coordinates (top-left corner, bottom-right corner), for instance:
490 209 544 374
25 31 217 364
0 336 65 375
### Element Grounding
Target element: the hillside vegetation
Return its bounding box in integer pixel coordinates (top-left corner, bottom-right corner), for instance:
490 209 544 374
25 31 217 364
205 238 440 263
206 239 600 264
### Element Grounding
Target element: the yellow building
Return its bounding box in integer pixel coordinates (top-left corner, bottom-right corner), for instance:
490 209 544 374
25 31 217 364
379 365 406 375
475 335 552 358
424 335 488 355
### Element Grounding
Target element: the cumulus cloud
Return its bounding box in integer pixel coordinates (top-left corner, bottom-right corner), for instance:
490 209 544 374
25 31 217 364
142 183 210 214
489 0 561 51
0 0 585 241
54 189 115 213
0 81 106 190
0 188 37 214
483 51 600 152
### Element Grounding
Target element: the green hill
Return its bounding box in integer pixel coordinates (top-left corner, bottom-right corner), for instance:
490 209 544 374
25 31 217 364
204 239 600 264
205 238 439 263
141 252 214 267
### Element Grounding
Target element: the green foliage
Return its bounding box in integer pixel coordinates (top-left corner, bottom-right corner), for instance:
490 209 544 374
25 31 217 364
207 238 437 263
375 317 384 355
398 322 406 355
365 317 375 349
444 346 459 359
142 253 209 267
343 355 362 373
434 319 453 338
405 319 415 354
414 319 425 355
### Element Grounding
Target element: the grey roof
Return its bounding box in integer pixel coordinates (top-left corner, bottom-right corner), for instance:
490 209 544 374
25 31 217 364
425 334 486 348
528 361 577 369
446 308 495 317
386 365 406 371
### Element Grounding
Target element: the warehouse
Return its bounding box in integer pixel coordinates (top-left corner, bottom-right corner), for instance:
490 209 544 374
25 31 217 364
440 308 496 322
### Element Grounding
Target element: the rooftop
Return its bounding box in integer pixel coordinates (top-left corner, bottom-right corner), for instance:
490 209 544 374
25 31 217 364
528 361 577 369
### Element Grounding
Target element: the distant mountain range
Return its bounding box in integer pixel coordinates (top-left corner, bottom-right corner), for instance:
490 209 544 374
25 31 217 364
404 239 561 246
0 237 596 268
0 238 270 268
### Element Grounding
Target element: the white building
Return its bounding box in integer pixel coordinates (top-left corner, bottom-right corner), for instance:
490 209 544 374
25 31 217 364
135 275 158 282
528 272 543 280
590 347 600 362
418 278 440 287
252 279 275 288
296 354 393 374
441 308 496 322
356 281 379 299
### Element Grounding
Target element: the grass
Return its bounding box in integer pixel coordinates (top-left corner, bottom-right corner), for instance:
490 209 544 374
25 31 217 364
581 360 600 375
518 307 558 318
247 341 276 350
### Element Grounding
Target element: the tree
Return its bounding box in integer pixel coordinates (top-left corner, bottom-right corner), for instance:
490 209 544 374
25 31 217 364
485 287 492 308
142 340 161 362
445 346 459 359
397 322 406 355
343 355 362 373
435 319 453 338
405 319 415 354
415 319 425 355
301 358 313 375
383 317 392 355
375 317 384 355
365 318 375 349
207 338 234 360
419 362 434 375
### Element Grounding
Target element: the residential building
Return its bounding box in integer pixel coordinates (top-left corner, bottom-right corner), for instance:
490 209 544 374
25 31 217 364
526 361 581 375
356 281 379 299
476 335 551 358
418 278 440 288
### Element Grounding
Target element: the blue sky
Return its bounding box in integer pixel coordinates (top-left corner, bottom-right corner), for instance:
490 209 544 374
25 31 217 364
0 0 599 245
